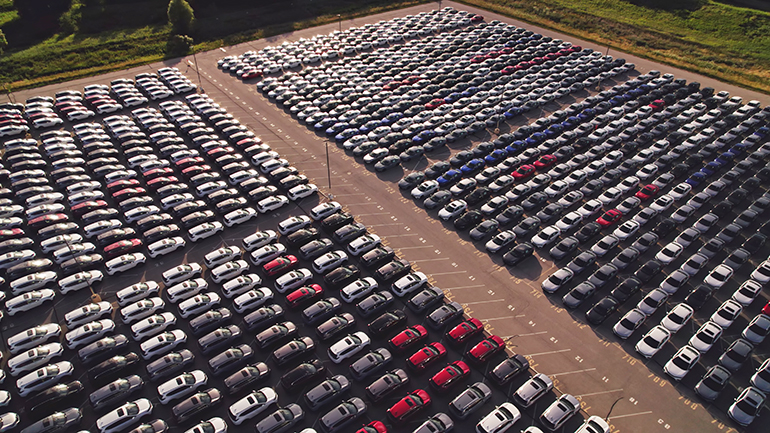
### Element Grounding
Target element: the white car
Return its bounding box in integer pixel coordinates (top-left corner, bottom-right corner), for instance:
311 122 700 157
65 319 116 349
178 292 221 318
669 183 692 201
166 278 208 303
256 195 289 213
732 280 763 306
574 416 610 433
635 325 672 358
211 260 250 284
106 253 146 276
162 263 203 286
340 278 378 303
148 237 186 258
661 303 694 334
7 342 64 377
310 201 342 221
188 221 224 242
750 260 770 284
184 418 227 433
664 345 700 381
131 312 178 341
531 226 561 248
40 234 82 254
655 242 684 265
392 272 428 297
250 243 288 266
313 250 348 274
65 301 113 328
710 299 743 329
328 332 371 364
96 399 153 433
347 234 381 256
7 324 62 356
16 361 74 397
116 281 160 307
233 288 274 314
157 370 208 405
439 200 467 221
689 321 723 353
242 230 277 251
121 297 165 324
58 270 103 294
541 268 574 294
222 274 262 298
275 269 313 293
613 220 640 241
5 289 55 316
9 271 57 296
411 180 439 200
224 207 257 227
228 387 278 425
140 329 187 360
704 264 734 289
475 402 520 433
277 216 312 236
287 184 318 201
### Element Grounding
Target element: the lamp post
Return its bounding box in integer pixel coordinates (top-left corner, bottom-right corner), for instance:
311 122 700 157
189 49 204 94
325 140 332 189
338 14 342 33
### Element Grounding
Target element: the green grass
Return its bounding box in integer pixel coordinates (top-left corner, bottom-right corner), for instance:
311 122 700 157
459 0 770 93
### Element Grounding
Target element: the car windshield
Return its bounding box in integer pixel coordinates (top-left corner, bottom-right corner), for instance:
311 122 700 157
736 399 759 415
672 356 692 369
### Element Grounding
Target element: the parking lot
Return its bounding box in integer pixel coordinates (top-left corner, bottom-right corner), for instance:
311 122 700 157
4 2 770 433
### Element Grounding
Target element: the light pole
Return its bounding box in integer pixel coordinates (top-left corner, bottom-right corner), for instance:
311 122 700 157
325 140 332 189
338 14 342 33
190 49 204 93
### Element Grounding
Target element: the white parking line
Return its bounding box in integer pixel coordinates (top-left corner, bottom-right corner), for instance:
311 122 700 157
398 245 434 250
608 411 653 420
504 331 548 338
431 270 468 276
482 315 517 321
386 233 420 238
344 202 381 206
576 388 624 398
551 368 598 377
367 223 404 227
464 298 506 306
444 284 485 290
414 257 450 262
356 212 392 216
330 193 366 197
525 348 571 357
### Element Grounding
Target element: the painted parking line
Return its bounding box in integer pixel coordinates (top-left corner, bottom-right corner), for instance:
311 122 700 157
444 284 485 290
525 348 572 357
504 331 548 338
356 212 392 216
385 233 421 238
481 315 518 321
397 245 435 250
464 298 507 306
367 223 404 227
551 368 598 377
414 257 450 262
576 388 624 398
608 411 654 420
431 270 468 276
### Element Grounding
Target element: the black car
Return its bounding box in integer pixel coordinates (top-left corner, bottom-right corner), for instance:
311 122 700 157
302 298 342 325
426 302 464 329
272 337 316 366
512 217 540 239
684 285 715 310
189 308 233 336
323 265 361 289
399 172 426 190
374 259 411 282
208 344 254 376
143 224 181 244
198 325 242 356
407 287 445 313
280 359 326 392
321 212 355 232
136 213 173 232
21 407 81 433
495 205 525 226
454 210 483 230
465 187 492 206
360 246 395 269
59 253 103 275
172 388 222 423
549 236 579 260
255 322 298 349
78 334 130 366
488 354 530 386
333 222 367 244
368 310 407 337
285 227 320 247
146 349 194 381
180 211 216 229
575 222 602 243
243 305 284 332
304 375 351 411
425 161 451 179
366 369 409 402
357 291 395 318
88 375 144 411
586 297 619 325
503 242 534 266
223 362 271 395
742 233 767 254
316 313 356 342
609 277 642 303
450 150 474 167
299 239 334 260
521 192 548 211
424 191 452 209
634 260 662 284
97 227 138 247
92 353 141 384
26 381 84 414
653 218 678 237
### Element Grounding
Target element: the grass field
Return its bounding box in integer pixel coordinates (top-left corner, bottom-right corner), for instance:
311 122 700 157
0 0 768 93
460 0 770 93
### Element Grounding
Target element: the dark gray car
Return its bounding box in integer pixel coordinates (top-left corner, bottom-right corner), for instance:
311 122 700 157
255 404 304 433
89 375 144 410
449 382 492 419
319 398 367 433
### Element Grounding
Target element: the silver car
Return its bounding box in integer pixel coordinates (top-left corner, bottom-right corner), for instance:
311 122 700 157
728 386 765 426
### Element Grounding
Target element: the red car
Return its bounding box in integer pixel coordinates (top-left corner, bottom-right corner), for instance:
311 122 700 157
596 209 622 227
389 325 428 352
103 238 143 258
649 99 665 111
28 213 68 230
406 342 447 371
285 284 323 308
533 155 557 170
262 255 298 277
387 389 431 424
425 99 446 109
763 300 770 316
71 200 107 217
470 55 486 64
242 70 263 79
429 360 470 390
470 14 484 22
402 76 423 85
181 165 212 178
501 66 517 75
635 184 660 201
355 421 387 433
511 164 536 180
175 156 205 169
106 179 141 193
467 335 505 363
445 318 484 345
383 81 402 91
142 167 174 180
146 176 179 190
111 187 146 201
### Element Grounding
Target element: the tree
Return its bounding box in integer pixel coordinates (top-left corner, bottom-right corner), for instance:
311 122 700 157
167 0 195 34
0 30 7 54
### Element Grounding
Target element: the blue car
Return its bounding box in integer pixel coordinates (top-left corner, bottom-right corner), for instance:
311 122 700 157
484 149 509 164
504 107 523 119
561 116 580 130
729 143 748 156
413 129 437 143
335 129 361 143
380 112 404 126
444 92 462 103
544 124 564 139
461 87 479 97
714 151 736 165
326 122 349 136
700 161 723 176
359 120 381 133
437 169 462 187
505 140 526 155
460 158 485 175
577 108 596 122
687 171 707 186
314 117 337 131
525 132 546 147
